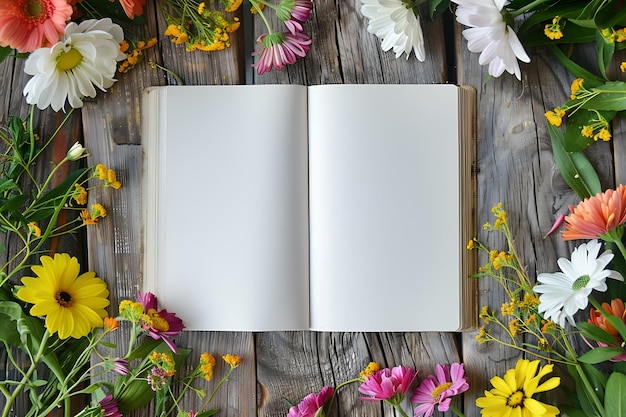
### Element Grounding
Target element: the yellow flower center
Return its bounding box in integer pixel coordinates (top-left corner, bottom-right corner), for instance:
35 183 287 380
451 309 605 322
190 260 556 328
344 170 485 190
57 48 83 71
55 290 72 307
146 308 170 332
507 390 524 407
432 382 453 401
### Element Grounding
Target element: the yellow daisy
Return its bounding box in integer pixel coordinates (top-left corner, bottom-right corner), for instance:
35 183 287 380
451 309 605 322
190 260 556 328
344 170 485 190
17 253 110 339
476 359 560 417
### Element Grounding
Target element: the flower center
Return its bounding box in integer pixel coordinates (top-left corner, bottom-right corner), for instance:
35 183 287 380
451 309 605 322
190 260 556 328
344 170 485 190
146 308 170 332
57 48 83 71
55 291 72 307
22 0 50 24
572 274 590 290
507 390 524 407
431 382 453 401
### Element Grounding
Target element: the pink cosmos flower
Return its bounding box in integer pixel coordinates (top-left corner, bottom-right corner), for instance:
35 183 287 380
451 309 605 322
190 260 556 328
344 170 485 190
358 365 418 404
287 386 334 417
252 31 311 75
0 0 73 53
410 363 469 417
137 291 185 353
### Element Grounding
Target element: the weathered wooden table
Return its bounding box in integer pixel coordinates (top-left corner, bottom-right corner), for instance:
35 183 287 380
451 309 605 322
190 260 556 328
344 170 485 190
1 0 619 416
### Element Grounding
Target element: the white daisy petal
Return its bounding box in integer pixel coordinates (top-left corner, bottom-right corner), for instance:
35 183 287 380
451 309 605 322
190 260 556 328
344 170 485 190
22 18 125 112
452 0 530 79
359 0 425 60
534 239 622 328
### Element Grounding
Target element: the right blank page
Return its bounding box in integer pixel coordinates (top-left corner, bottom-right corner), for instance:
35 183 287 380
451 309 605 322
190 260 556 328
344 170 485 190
308 84 466 331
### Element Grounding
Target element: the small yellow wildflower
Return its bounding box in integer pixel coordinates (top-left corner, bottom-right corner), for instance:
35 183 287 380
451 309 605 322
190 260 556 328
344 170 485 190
544 17 564 40
200 352 216 381
466 239 475 250
593 128 611 141
149 351 176 376
119 300 144 320
476 326 487 344
545 107 566 127
224 0 243 12
80 210 97 225
360 362 380 378
223 354 242 367
501 300 516 316
198 1 205 14
570 78 584 99
72 183 88 205
621 62 626 72
119 40 130 53
601 27 615 42
541 319 554 333
508 319 520 337
95 164 108 180
105 169 122 189
27 222 41 238
581 125 594 138
525 313 537 326
164 24 190 45
519 292 540 309
91 203 107 220
616 28 626 42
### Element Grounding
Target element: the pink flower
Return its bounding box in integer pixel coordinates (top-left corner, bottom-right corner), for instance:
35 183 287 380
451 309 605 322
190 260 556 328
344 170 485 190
410 363 469 417
358 365 418 404
99 394 122 417
0 0 73 53
252 31 311 75
287 386 334 417
118 0 146 19
276 0 313 34
112 357 129 376
137 291 185 353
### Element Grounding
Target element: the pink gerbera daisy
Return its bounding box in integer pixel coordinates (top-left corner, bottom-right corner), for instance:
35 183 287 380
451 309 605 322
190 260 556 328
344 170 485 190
0 0 73 52
252 31 311 74
410 363 469 417
358 365 418 405
562 185 626 241
137 291 185 353
287 386 334 417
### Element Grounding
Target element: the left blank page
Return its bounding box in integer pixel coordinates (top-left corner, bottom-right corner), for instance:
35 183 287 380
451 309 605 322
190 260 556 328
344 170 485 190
142 85 310 331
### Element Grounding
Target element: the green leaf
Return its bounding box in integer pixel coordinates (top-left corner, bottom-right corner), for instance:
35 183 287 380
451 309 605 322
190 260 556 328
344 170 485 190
595 0 626 27
546 44 605 86
568 363 607 416
562 109 612 152
605 372 626 417
548 123 602 199
577 322 621 346
560 404 594 417
196 409 220 417
126 337 162 361
0 46 12 64
578 346 626 363
596 29 615 80
582 81 626 110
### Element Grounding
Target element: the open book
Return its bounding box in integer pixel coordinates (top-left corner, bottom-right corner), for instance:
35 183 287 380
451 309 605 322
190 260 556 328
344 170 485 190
141 84 477 332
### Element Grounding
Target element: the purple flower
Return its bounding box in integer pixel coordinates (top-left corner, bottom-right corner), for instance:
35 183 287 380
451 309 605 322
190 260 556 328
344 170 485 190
410 363 469 417
276 0 313 34
287 386 334 417
137 291 185 353
112 357 129 376
358 365 418 405
252 31 311 75
99 394 122 417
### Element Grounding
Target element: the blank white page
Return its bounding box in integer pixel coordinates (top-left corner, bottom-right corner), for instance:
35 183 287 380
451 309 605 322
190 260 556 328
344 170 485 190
144 85 310 331
307 84 462 331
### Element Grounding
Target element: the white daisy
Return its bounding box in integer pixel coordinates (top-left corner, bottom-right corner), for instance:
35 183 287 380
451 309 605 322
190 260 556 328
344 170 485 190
23 18 126 112
360 0 425 61
534 239 624 328
451 0 530 80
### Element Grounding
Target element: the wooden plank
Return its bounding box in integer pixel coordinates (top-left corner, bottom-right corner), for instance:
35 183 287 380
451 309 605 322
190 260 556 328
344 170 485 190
252 2 462 416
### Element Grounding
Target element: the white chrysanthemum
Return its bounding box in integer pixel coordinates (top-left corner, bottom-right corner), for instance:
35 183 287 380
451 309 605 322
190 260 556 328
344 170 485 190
534 239 624 328
360 0 425 61
451 0 530 80
23 18 126 112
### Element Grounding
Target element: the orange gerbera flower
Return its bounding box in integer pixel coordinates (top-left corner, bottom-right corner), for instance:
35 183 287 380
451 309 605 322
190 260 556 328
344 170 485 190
119 0 146 19
562 185 626 241
0 0 73 52
588 298 626 344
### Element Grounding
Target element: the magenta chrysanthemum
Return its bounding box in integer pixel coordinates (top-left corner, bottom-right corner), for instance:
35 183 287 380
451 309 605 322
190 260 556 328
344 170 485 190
358 365 418 404
137 291 185 353
410 363 469 417
252 31 311 74
287 386 334 417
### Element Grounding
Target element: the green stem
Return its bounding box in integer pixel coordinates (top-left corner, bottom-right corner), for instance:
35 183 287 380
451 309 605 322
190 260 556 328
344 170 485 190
510 0 549 16
390 402 410 417
248 0 273 33
2 330 51 417
574 363 606 417
449 403 465 417
200 366 236 411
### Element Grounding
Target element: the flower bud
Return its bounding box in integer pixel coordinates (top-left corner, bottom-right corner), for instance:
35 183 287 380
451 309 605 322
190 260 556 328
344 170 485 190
66 141 86 160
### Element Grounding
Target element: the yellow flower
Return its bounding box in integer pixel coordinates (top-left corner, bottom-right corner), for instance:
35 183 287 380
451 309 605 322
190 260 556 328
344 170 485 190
476 359 560 417
570 78 584 99
224 0 243 12
223 353 242 367
200 352 216 381
28 222 41 238
359 361 380 378
544 17 563 40
476 326 487 343
95 164 107 180
198 1 205 14
544 108 565 127
106 169 122 189
581 125 594 138
593 127 611 141
80 209 97 225
16 254 110 339
90 203 107 220
621 62 626 72
72 183 88 205
119 300 144 321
